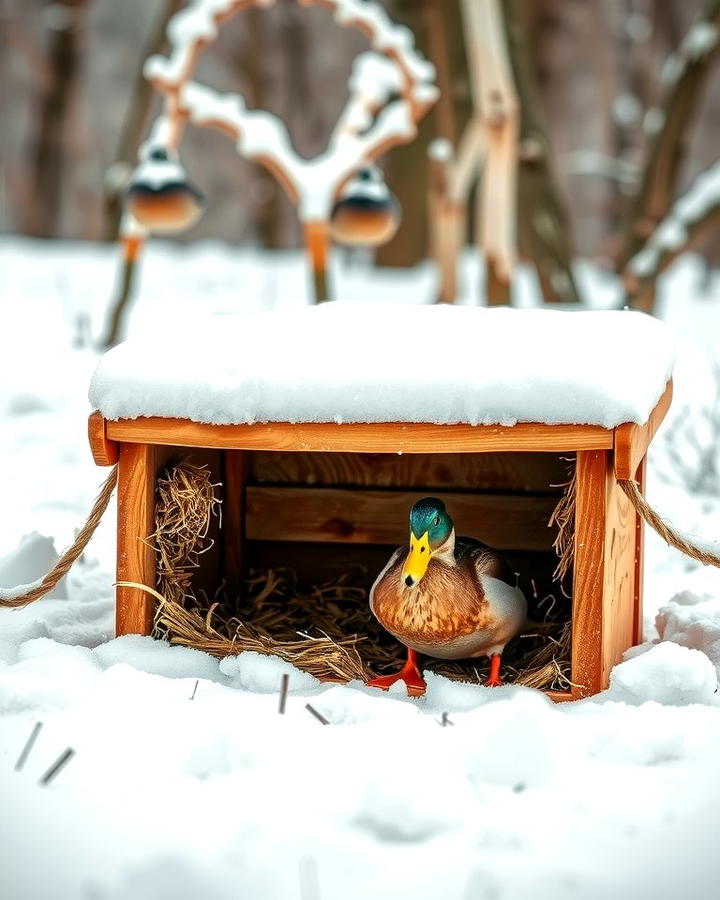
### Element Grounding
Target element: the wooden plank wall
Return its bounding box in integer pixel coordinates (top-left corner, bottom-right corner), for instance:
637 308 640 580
248 450 569 492
245 486 558 550
244 450 567 553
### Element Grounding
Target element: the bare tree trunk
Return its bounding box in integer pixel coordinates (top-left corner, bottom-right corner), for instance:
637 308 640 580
24 0 88 237
504 0 580 304
423 0 457 145
243 6 284 249
377 0 434 267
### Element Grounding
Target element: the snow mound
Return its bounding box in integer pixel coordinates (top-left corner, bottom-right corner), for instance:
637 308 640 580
95 634 227 682
219 650 320 692
656 591 720 668
610 641 717 705
89 303 674 428
0 532 66 601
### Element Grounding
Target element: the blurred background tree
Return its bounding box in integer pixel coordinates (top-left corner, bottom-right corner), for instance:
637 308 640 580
3 0 720 275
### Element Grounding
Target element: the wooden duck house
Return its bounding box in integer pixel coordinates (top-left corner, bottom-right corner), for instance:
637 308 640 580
88 304 674 701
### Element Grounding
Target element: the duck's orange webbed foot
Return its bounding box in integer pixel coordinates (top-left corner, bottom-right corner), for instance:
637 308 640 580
366 649 426 697
484 653 503 687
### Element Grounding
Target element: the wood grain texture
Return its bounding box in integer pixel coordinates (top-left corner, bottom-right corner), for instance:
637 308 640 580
614 379 672 480
105 417 614 454
572 449 607 697
245 486 558 550
88 410 118 466
601 462 638 685
116 443 159 636
248 450 567 493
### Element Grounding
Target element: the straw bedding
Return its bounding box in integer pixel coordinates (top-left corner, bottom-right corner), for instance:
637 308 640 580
150 460 574 691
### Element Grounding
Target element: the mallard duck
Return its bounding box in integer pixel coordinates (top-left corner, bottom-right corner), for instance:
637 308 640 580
367 497 527 696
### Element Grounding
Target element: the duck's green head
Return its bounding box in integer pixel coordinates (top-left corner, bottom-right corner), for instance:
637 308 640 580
402 497 454 587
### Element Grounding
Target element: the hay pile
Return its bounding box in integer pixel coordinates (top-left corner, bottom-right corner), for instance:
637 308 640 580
153 461 220 606
149 460 573 691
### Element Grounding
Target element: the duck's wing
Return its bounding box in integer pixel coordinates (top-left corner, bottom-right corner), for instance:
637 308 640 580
455 537 516 586
369 546 405 614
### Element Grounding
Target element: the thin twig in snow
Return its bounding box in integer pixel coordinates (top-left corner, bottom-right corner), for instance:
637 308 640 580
39 748 76 787
278 673 289 715
15 722 43 772
305 704 329 725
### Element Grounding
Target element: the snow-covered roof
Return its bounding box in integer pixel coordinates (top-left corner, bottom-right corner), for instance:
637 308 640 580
89 303 675 428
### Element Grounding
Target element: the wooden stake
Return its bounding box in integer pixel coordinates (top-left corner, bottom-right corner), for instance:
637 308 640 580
429 149 463 304
100 232 145 349
304 221 330 303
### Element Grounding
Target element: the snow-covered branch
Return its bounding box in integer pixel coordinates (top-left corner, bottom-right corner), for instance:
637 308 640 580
625 160 720 310
617 0 720 269
142 0 437 221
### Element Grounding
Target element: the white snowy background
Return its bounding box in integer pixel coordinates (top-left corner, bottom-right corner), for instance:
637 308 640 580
1 236 720 899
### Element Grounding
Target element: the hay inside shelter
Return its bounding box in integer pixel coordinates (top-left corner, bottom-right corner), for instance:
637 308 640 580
151 459 575 691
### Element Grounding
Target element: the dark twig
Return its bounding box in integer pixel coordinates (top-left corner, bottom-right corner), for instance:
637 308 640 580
440 712 454 727
99 250 142 349
305 704 329 726
189 679 199 700
15 722 43 772
278 673 289 714
39 748 76 787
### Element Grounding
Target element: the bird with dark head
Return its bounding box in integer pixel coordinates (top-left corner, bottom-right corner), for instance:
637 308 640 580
329 165 400 247
367 497 527 696
125 146 205 234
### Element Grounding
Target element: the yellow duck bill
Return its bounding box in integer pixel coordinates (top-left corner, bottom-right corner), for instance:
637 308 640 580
401 531 431 586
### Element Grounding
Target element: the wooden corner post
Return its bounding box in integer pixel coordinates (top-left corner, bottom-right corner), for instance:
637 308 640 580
116 442 158 636
572 449 606 697
573 447 641 697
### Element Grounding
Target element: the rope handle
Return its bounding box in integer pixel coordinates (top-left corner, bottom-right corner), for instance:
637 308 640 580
0 466 118 608
618 478 720 568
1 466 717 610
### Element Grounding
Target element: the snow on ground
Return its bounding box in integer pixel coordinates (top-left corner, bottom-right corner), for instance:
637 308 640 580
1 236 720 899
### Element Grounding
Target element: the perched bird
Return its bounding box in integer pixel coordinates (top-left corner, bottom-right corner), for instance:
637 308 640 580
367 497 527 696
329 165 400 247
125 146 205 233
